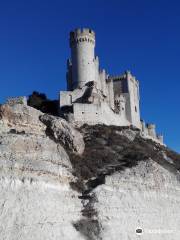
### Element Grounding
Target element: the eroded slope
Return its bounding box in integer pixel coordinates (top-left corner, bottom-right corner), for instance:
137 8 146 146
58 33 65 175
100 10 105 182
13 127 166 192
0 103 180 240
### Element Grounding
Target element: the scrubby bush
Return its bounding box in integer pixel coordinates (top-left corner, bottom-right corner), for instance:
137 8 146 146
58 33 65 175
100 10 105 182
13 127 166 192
28 91 59 116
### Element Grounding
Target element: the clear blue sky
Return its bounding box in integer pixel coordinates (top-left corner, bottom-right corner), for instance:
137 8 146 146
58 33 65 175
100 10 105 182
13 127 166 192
0 0 179 152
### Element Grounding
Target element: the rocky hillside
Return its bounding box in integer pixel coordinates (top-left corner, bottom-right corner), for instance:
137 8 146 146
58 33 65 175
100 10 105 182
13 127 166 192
0 103 180 240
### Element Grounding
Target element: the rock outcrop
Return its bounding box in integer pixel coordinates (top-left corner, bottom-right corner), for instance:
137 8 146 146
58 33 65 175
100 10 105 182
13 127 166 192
0 103 180 240
0 103 45 134
40 114 85 154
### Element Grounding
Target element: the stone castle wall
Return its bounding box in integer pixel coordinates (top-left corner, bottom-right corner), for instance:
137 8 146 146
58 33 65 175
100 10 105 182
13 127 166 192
60 28 163 144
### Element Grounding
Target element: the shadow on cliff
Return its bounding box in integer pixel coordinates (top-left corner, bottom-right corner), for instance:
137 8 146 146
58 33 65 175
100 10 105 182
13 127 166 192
69 125 180 191
67 124 180 240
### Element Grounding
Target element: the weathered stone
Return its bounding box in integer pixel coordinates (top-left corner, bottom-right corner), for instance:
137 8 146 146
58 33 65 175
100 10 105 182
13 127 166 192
6 96 27 106
0 132 83 240
40 114 85 154
0 103 45 134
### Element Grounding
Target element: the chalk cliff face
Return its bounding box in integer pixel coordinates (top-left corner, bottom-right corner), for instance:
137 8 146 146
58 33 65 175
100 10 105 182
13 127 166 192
0 103 180 240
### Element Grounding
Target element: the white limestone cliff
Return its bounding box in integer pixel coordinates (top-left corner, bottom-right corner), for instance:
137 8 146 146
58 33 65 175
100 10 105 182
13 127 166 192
0 103 179 240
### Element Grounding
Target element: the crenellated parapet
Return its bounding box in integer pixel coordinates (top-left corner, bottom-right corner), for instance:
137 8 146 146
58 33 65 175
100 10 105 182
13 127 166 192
70 28 95 47
109 71 139 86
108 74 125 81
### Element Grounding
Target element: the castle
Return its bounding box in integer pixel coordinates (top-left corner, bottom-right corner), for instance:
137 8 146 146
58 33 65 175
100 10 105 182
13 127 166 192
59 28 163 144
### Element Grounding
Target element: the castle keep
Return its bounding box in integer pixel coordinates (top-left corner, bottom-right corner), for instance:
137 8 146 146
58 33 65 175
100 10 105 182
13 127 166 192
59 28 163 144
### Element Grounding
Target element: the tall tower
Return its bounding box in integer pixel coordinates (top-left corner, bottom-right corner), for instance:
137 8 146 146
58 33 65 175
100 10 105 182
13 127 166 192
124 71 141 128
68 28 96 90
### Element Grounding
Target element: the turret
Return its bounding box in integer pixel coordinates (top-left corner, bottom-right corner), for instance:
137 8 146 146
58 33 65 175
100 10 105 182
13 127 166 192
140 120 147 134
157 134 164 144
147 123 156 138
123 70 141 128
69 28 96 89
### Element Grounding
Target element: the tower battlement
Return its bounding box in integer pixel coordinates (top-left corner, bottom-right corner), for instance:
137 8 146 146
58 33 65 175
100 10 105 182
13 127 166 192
70 28 95 37
147 123 156 129
109 74 126 81
70 28 95 47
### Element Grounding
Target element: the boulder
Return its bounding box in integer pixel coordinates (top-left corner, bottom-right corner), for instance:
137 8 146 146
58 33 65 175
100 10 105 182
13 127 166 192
40 114 85 155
